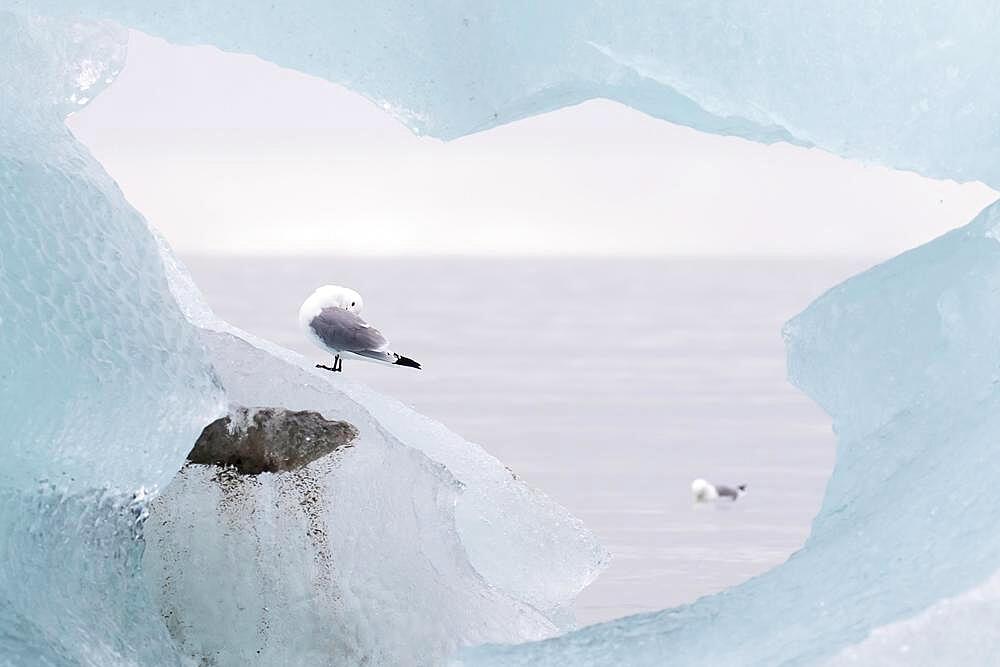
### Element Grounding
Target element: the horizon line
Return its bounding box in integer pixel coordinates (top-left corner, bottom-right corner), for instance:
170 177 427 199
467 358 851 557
175 250 885 262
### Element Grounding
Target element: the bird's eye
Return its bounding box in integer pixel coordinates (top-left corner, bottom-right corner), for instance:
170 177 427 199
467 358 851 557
351 301 356 307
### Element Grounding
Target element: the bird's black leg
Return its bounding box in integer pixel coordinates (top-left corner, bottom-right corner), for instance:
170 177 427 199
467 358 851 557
315 356 343 373
315 354 343 372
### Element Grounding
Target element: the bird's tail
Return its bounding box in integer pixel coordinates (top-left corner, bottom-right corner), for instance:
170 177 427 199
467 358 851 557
393 354 421 369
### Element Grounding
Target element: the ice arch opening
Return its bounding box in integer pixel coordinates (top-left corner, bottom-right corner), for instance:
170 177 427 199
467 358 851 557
5 2 1000 665
0 12 608 666
66 26 997 632
67 31 995 259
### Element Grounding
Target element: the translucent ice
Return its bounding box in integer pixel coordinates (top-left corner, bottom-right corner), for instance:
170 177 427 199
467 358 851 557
0 487 185 665
0 13 222 496
7 1 1000 665
8 1 1000 185
143 334 558 665
1 7 604 664
147 255 607 663
462 200 1000 664
0 13 222 665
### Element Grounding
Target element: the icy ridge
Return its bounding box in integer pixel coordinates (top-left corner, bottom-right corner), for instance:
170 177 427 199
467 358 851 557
1 7 605 664
1 12 223 665
6 1 1000 664
461 202 1000 664
157 249 609 656
6 1 1000 185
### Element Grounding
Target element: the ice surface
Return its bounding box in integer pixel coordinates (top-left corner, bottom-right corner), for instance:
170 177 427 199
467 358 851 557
461 202 1000 664
7 1 1000 186
826 568 1000 665
144 333 558 665
0 487 186 666
147 255 607 663
6 1 1000 664
0 12 222 495
0 12 222 665
1 6 604 665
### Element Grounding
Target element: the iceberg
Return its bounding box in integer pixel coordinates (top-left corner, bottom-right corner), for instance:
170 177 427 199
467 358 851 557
0 14 221 497
463 199 1000 665
147 255 608 664
6 1 1000 184
0 13 222 666
0 8 605 666
4 1 1000 665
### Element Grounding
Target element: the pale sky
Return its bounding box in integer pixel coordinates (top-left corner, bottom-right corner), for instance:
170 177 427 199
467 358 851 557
68 30 998 257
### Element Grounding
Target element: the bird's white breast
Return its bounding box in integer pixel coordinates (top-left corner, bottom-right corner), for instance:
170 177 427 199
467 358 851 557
299 289 337 352
691 478 719 503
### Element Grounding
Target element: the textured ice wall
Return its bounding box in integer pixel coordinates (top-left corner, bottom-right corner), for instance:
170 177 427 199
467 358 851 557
6 1 1000 186
144 333 559 665
1 7 607 664
0 12 223 665
826 568 1000 665
334 371 606 619
147 257 607 664
0 13 222 494
7 1 1000 664
0 487 184 666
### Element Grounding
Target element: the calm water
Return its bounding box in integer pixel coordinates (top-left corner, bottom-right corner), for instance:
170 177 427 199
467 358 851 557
181 256 869 626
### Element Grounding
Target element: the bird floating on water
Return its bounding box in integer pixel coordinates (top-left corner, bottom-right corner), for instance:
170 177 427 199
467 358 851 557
691 478 747 504
299 285 421 373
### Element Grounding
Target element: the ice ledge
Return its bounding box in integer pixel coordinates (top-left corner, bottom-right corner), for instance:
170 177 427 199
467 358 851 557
7 1 1000 183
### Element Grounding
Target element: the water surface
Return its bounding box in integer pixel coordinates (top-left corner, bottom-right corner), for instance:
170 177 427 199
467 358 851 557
181 256 867 625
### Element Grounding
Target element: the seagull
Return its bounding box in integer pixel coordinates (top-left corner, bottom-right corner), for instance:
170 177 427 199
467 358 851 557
691 478 747 504
299 285 421 373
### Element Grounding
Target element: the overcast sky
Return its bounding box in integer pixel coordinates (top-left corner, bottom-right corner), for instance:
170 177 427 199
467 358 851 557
68 30 998 257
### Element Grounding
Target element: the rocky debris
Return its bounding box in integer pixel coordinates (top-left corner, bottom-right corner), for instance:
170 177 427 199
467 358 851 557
188 407 358 475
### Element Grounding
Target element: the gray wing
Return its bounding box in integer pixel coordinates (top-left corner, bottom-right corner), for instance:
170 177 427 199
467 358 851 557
715 485 739 500
310 307 389 353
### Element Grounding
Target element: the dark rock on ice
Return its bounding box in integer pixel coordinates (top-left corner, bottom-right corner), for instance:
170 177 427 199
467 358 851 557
188 406 358 474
